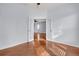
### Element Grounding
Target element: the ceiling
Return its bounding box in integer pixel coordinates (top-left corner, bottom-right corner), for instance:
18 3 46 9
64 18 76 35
27 3 66 17
27 3 65 10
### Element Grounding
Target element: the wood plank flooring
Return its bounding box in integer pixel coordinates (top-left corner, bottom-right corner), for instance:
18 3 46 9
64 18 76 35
0 41 79 56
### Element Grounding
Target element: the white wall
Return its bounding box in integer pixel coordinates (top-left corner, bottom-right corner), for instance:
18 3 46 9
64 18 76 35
34 22 46 33
0 4 29 49
1 3 79 49
28 3 48 43
0 3 48 49
48 4 79 47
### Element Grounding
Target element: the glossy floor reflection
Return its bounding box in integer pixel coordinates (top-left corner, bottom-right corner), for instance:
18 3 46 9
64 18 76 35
0 40 79 56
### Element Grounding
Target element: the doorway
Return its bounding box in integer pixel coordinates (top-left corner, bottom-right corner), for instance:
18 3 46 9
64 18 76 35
34 19 46 48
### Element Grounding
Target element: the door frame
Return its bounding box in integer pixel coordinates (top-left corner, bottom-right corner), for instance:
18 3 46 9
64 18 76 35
29 16 51 46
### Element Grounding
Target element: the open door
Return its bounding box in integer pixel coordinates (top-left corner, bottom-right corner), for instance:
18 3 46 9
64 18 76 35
34 19 46 48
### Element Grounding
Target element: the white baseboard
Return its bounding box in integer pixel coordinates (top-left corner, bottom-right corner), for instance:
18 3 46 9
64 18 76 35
0 40 33 50
48 39 79 48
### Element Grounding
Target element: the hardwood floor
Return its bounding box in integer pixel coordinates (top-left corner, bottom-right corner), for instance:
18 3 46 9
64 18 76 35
0 40 79 56
0 42 36 56
47 41 79 56
34 32 46 48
